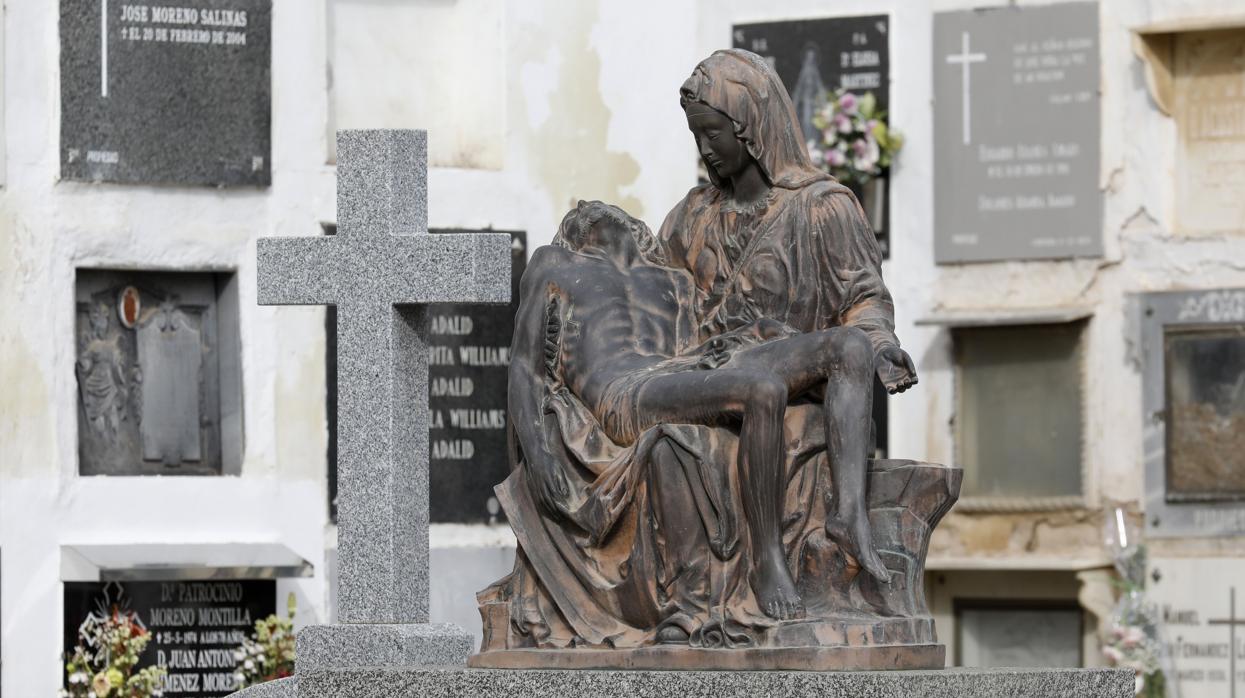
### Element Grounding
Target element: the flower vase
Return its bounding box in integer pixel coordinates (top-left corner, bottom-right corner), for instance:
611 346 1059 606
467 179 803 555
847 177 888 257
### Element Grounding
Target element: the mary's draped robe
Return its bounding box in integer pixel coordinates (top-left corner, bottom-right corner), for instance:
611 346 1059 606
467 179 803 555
475 50 950 654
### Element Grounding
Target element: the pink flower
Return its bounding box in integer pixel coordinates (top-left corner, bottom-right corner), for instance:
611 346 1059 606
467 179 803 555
1103 645 1124 664
826 149 847 167
1122 626 1145 648
835 113 852 134
839 92 858 114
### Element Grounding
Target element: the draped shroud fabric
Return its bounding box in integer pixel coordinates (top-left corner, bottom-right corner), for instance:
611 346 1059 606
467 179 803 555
477 49 900 651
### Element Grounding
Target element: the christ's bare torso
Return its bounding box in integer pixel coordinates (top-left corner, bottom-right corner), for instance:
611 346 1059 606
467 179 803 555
534 246 698 413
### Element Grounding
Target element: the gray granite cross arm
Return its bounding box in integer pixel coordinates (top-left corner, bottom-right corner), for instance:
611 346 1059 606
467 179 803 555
256 130 510 625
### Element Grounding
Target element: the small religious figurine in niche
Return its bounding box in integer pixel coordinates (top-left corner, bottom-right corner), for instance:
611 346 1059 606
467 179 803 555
77 301 133 439
75 271 227 477
474 49 960 671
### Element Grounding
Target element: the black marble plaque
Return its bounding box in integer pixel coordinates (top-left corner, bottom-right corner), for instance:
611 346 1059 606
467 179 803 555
733 15 890 112
60 0 272 186
428 230 526 523
63 580 276 697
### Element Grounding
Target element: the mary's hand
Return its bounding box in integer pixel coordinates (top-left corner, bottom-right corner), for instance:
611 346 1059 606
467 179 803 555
876 344 918 394
526 454 571 519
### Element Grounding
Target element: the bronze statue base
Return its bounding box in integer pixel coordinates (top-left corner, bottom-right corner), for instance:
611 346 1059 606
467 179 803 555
468 643 944 671
473 616 945 671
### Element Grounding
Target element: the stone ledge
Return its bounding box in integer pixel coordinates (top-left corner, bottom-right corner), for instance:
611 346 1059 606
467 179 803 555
469 643 945 671
293 666 1133 698
228 676 295 698
295 623 471 672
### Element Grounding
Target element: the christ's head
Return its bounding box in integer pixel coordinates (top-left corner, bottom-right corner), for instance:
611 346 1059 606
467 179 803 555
554 200 665 266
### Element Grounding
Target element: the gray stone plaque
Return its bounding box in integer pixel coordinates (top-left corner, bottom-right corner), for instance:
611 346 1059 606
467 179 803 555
933 2 1101 263
60 0 271 186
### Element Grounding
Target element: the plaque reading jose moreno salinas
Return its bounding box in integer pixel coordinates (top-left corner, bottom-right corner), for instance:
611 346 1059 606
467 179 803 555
60 0 272 187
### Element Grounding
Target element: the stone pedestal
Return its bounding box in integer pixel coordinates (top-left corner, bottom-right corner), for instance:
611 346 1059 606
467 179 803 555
232 666 1134 698
295 623 472 671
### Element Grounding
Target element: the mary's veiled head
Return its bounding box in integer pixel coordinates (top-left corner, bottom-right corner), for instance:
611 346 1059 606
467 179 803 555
680 49 828 191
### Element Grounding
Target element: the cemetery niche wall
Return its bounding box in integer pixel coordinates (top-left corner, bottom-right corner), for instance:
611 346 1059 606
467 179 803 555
1171 28 1245 235
60 0 272 186
952 320 1088 509
74 270 243 476
933 2 1102 263
1139 289 1245 538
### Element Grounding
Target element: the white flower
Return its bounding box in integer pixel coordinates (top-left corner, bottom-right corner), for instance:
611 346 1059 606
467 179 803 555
1102 645 1124 664
244 659 255 670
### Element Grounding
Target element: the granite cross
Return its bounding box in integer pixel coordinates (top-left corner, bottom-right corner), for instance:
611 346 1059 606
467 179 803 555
257 130 510 630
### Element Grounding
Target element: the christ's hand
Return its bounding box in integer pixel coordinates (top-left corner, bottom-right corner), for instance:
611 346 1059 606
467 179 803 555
526 453 571 519
876 344 917 394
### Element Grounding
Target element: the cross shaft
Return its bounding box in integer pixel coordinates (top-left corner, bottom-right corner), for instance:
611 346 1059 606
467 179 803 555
256 130 509 624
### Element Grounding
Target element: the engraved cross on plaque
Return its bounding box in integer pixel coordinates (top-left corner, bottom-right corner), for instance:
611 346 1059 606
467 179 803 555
945 31 986 145
257 130 510 626
1210 587 1245 698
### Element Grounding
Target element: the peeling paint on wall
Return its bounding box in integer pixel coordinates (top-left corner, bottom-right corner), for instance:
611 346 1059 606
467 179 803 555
512 2 643 221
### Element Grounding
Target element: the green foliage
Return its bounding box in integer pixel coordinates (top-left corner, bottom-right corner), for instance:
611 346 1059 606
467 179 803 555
233 592 298 689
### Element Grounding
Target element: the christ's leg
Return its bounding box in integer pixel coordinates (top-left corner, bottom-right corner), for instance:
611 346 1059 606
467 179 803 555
634 370 803 620
728 327 890 583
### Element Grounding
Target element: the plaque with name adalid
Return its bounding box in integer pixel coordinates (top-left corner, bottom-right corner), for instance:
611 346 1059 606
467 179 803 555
427 230 526 523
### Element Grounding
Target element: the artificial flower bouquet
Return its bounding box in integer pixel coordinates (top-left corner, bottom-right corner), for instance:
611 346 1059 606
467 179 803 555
807 89 903 188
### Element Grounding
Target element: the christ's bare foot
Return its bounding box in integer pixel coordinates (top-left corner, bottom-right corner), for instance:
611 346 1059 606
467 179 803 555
752 553 805 620
826 514 891 583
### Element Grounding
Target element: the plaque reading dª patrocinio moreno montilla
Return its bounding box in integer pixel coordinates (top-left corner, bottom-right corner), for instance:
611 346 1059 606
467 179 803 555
933 2 1101 263
60 0 271 187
